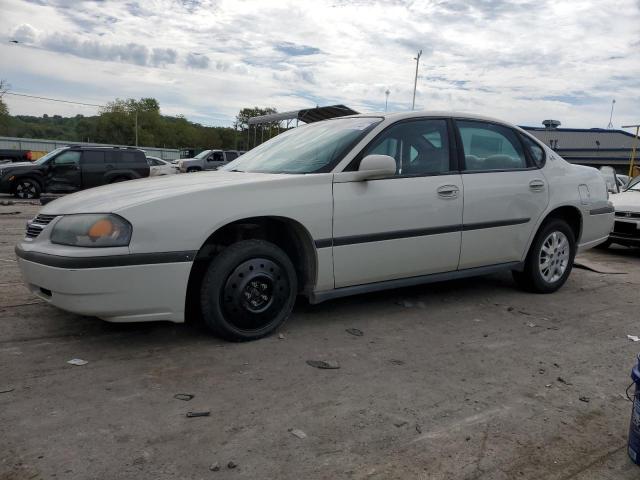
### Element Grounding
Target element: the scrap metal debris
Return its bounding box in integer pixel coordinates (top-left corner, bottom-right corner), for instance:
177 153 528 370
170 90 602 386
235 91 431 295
579 396 590 403
209 462 220 472
306 360 340 369
557 377 572 386
288 428 307 439
628 335 640 342
573 259 626 274
278 333 285 340
186 411 210 418
174 393 194 401
227 461 237 469
67 358 88 366
389 359 405 366
346 328 363 337
0 386 15 394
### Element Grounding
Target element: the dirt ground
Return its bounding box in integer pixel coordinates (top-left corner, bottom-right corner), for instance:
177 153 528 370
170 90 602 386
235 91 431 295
1 199 640 480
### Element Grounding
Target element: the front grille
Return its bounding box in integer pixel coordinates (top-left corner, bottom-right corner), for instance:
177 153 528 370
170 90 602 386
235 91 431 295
613 221 639 237
615 211 640 219
25 214 58 239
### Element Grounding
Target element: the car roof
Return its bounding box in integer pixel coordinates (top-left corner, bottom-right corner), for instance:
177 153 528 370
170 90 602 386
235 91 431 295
339 110 521 129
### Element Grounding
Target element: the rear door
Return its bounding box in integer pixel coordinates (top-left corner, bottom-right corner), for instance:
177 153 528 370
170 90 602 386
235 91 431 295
455 120 549 269
81 150 106 188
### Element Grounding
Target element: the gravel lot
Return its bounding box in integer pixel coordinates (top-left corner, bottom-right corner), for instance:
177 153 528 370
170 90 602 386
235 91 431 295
1 199 640 480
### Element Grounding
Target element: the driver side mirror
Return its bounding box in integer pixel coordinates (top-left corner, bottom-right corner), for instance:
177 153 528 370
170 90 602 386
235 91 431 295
334 154 396 183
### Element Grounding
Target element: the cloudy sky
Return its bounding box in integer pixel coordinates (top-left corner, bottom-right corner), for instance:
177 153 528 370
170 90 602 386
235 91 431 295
1 0 639 129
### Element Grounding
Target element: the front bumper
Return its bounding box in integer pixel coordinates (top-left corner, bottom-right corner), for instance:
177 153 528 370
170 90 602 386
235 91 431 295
609 218 640 247
15 245 193 323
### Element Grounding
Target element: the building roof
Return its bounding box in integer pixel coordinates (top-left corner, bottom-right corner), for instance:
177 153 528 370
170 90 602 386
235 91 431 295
521 126 638 149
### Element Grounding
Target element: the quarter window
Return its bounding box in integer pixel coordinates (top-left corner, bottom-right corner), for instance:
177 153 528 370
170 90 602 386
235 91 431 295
520 134 545 168
361 119 451 176
457 121 527 171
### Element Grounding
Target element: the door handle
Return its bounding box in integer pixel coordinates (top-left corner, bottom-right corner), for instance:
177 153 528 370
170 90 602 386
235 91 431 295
529 179 545 192
437 185 459 198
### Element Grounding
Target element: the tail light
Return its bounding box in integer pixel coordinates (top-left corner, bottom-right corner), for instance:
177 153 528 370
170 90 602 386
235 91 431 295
25 151 32 161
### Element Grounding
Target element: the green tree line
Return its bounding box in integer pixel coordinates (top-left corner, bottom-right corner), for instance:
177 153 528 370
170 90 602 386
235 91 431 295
0 94 280 152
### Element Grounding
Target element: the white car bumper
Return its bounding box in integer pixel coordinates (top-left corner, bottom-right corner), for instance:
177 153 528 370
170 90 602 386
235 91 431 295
15 246 193 323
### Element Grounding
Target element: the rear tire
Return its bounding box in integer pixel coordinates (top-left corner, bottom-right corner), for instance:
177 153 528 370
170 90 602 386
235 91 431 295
187 167 200 173
200 240 297 341
13 178 41 199
513 219 576 293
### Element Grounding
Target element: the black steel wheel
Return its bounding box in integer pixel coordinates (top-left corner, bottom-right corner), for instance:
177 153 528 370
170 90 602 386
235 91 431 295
13 178 41 199
200 240 297 341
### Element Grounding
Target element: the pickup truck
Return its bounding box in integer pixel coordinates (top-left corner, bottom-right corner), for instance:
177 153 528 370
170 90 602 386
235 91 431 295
0 148 34 163
178 150 240 172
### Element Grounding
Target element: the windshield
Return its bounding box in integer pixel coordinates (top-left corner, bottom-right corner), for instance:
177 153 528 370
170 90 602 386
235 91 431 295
194 150 212 159
221 117 382 174
35 147 67 165
626 177 640 191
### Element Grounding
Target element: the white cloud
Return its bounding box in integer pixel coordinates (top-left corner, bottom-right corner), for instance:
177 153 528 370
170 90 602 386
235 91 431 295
0 0 639 129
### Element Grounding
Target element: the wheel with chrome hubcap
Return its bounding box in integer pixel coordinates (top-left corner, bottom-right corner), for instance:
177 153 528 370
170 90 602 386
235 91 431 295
13 179 41 199
200 240 297 341
513 219 576 293
538 231 570 283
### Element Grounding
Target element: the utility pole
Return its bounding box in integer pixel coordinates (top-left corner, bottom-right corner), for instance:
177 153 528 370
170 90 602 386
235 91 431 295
134 110 138 146
622 124 640 177
412 50 422 111
607 99 616 129
385 89 390 112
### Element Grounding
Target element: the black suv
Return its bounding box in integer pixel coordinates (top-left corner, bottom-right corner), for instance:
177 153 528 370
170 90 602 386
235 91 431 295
0 146 150 199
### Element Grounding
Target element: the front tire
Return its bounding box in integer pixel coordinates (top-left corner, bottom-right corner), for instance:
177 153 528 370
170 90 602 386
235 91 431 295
13 178 41 199
513 219 576 293
200 240 297 341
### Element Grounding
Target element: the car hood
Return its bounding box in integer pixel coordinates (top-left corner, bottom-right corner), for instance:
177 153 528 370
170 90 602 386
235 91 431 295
41 171 297 215
1 162 34 169
610 190 640 212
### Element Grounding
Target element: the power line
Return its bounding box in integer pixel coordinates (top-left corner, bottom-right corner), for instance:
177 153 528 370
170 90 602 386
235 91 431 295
4 91 104 108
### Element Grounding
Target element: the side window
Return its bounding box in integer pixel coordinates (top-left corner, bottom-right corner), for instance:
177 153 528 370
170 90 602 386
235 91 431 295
520 134 545 168
52 151 81 166
225 152 238 161
361 119 451 176
457 121 527 171
211 151 224 162
82 151 105 164
121 151 141 164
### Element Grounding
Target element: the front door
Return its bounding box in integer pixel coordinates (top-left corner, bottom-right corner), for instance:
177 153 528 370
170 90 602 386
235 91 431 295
46 150 82 193
332 118 463 288
205 151 225 170
454 120 549 269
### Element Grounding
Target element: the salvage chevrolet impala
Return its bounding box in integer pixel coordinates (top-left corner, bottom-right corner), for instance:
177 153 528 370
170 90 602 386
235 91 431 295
15 112 614 341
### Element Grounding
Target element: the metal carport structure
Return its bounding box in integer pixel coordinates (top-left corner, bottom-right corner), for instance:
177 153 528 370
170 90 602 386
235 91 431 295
246 104 358 149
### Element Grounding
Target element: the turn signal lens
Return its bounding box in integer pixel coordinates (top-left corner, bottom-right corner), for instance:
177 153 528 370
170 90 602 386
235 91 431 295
88 219 114 240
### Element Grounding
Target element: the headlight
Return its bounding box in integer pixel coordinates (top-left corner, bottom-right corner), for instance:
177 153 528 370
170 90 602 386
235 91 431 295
50 214 132 247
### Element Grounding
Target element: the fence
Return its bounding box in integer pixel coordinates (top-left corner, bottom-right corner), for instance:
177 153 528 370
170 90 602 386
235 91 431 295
0 136 181 160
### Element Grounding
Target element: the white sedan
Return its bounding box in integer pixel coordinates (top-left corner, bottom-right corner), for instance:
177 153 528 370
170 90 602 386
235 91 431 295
605 176 640 248
15 112 613 341
146 156 178 176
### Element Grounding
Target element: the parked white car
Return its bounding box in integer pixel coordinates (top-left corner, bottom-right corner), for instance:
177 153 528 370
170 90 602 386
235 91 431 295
603 176 640 248
146 156 178 176
15 112 613 341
